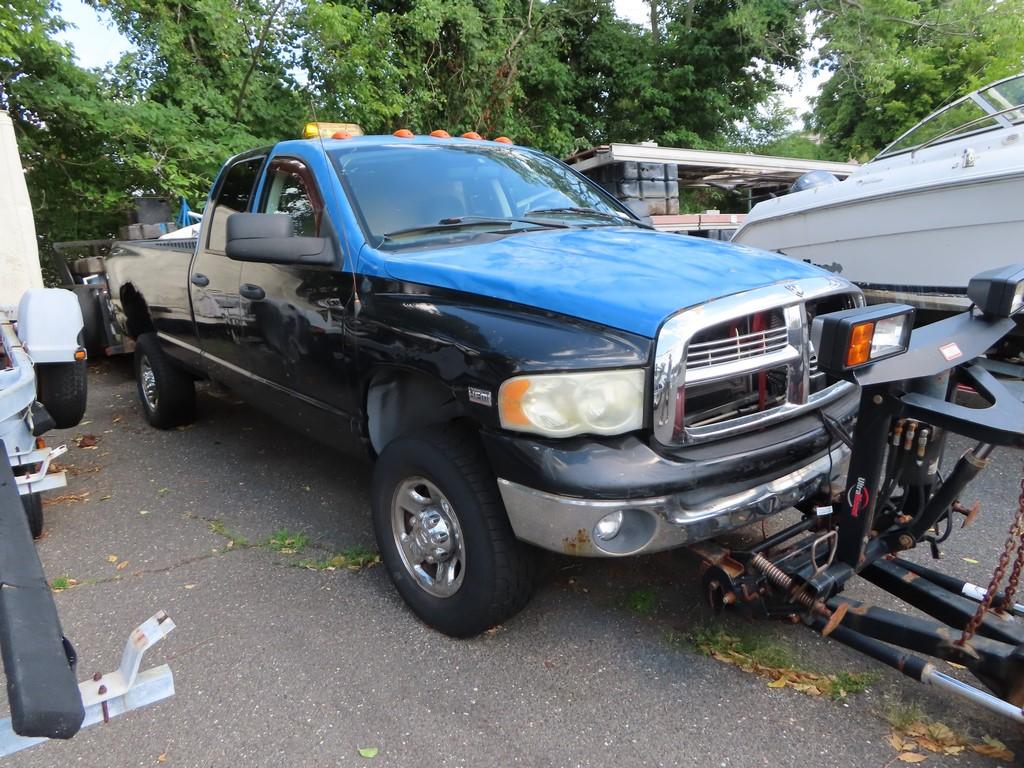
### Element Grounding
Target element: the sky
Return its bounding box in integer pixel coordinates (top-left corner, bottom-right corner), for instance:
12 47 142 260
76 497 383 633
54 0 826 128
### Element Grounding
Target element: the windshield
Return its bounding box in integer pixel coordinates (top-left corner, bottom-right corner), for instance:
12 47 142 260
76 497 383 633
877 73 1024 159
980 74 1024 124
878 98 998 157
330 143 635 246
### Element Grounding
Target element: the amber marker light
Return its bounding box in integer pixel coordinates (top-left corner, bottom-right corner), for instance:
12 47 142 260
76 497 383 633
846 322 874 368
498 378 532 427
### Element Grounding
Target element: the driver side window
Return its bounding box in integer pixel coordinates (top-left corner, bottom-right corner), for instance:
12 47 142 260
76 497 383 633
260 158 323 237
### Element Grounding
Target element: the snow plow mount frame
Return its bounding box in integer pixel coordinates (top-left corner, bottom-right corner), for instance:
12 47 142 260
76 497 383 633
696 307 1024 723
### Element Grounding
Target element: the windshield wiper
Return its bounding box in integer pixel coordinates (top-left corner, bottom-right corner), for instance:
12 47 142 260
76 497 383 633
381 216 568 242
525 207 653 229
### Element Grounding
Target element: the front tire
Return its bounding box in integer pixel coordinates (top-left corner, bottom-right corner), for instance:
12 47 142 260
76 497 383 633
134 333 196 429
371 423 538 637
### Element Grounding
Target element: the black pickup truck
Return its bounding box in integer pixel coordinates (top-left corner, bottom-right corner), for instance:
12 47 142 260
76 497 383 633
105 130 862 636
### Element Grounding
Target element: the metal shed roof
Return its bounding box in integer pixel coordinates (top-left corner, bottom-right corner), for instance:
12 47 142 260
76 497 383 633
564 142 859 191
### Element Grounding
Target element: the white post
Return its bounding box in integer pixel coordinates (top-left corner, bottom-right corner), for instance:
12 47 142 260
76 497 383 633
0 110 43 308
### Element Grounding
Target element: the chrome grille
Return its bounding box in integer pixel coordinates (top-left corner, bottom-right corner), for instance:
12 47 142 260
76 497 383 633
685 326 789 370
652 278 862 446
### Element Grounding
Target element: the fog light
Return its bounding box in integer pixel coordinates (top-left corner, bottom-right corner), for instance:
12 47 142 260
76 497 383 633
594 510 624 541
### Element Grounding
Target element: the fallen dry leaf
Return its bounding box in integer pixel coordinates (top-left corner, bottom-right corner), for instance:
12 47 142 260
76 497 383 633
116 561 129 570
972 737 1014 762
77 434 98 448
43 491 89 507
962 557 979 564
897 753 927 763
156 753 166 763
767 678 788 688
107 555 118 563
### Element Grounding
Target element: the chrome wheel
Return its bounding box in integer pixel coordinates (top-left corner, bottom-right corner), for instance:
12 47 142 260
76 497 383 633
140 354 158 411
391 477 465 598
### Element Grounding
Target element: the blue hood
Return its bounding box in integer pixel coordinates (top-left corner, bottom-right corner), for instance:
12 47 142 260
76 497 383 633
369 227 828 337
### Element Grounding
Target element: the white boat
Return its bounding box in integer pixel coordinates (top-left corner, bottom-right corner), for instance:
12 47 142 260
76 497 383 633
733 73 1024 314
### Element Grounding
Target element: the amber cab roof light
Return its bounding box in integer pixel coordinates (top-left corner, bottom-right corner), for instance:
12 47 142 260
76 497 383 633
303 121 364 140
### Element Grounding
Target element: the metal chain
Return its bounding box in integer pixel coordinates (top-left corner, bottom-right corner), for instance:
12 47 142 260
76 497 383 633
999 476 1024 606
957 474 1024 647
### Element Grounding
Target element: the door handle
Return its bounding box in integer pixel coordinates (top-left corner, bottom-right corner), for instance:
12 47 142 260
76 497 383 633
239 283 266 301
190 273 210 287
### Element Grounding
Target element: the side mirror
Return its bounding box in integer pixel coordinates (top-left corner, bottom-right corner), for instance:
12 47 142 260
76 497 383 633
623 199 653 226
225 213 335 266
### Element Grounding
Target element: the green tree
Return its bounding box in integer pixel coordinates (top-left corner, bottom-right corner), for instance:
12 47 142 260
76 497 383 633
810 0 1024 159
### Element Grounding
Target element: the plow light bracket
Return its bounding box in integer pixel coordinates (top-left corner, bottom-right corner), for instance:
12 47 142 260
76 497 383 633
811 303 915 376
967 264 1024 318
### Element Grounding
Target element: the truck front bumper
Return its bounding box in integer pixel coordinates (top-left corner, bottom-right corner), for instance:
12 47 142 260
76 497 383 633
497 446 848 556
485 388 857 557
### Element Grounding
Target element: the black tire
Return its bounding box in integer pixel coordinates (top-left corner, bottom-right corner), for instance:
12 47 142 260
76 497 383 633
134 332 196 429
35 361 88 429
372 422 538 637
22 493 43 539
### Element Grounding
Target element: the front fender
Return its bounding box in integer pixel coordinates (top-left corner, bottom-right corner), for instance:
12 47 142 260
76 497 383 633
354 280 653 431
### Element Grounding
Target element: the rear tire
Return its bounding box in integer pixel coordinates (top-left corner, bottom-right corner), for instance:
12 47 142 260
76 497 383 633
21 493 43 539
35 361 88 429
371 422 538 637
134 332 196 429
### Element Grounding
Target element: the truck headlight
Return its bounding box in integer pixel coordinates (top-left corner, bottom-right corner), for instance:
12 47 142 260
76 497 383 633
498 369 645 437
811 303 915 374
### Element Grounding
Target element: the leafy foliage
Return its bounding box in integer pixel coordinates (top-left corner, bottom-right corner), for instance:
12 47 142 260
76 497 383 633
9 0 1023 245
3 0 814 246
810 0 1024 160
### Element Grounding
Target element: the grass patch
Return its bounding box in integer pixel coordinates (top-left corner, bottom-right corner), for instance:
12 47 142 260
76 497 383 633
626 587 658 615
693 626 794 669
208 520 249 549
266 529 309 555
688 625 877 700
51 575 78 592
298 546 380 571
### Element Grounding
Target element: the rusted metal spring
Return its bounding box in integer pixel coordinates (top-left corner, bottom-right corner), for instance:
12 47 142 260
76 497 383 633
749 552 848 634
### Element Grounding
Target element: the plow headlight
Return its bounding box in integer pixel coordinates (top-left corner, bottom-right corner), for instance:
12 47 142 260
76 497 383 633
967 264 1024 317
811 303 915 374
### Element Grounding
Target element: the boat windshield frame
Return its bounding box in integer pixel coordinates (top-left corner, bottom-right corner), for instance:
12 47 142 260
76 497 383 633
874 72 1024 160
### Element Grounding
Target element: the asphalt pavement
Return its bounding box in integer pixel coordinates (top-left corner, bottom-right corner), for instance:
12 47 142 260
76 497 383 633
4 357 1023 767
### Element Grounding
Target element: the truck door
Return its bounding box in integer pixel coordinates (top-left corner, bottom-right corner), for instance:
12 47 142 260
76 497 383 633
235 156 357 448
189 154 264 386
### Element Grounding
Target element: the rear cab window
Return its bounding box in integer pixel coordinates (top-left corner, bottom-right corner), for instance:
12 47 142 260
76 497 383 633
258 158 325 236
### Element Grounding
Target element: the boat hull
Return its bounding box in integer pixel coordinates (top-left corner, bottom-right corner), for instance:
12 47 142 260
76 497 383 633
734 171 1024 312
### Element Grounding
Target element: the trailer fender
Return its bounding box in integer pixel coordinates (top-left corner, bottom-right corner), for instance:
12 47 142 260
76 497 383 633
15 289 85 364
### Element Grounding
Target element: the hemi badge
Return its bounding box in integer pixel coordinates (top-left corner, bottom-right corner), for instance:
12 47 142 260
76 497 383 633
468 387 493 407
939 342 963 361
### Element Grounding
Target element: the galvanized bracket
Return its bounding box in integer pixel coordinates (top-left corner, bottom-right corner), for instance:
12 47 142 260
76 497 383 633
0 611 176 757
